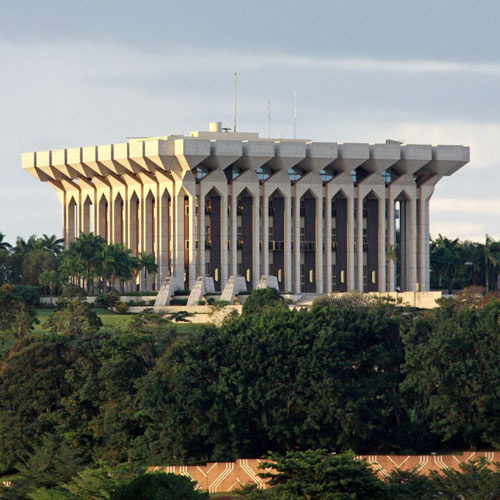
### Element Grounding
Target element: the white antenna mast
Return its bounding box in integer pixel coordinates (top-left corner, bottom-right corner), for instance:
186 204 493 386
267 99 272 138
233 72 237 133
293 89 297 139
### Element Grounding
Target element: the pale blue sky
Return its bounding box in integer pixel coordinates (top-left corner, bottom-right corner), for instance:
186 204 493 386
1 0 499 242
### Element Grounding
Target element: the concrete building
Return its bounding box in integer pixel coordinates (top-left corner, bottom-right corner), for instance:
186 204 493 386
22 122 469 295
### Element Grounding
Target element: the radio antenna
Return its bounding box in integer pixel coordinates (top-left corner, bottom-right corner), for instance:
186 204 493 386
233 72 237 133
267 99 272 138
293 89 297 139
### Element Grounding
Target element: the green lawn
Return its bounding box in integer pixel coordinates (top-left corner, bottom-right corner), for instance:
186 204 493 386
33 308 204 334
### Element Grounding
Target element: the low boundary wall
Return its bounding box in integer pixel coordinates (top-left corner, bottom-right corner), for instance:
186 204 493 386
149 452 500 493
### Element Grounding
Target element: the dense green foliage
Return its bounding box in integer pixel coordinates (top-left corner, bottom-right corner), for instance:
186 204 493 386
2 290 500 476
430 233 500 293
0 232 157 295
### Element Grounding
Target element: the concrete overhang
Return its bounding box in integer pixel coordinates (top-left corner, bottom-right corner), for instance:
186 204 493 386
332 143 370 173
235 140 275 171
204 140 243 170
362 143 401 174
299 142 339 172
415 145 470 177
392 144 433 176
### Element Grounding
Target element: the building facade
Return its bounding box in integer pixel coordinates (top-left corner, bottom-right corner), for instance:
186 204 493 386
22 122 469 294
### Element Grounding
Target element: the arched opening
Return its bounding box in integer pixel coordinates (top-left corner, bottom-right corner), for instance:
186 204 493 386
300 190 316 293
160 190 171 280
98 194 109 241
332 192 348 292
395 192 410 291
113 193 124 244
237 189 254 290
129 192 139 257
67 197 78 242
82 195 94 234
204 188 222 291
364 191 379 292
269 189 285 291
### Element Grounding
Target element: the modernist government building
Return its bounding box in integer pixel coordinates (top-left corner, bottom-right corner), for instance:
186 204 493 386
22 122 469 297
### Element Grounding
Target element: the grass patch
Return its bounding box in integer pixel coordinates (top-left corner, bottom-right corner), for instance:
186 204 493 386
33 308 204 334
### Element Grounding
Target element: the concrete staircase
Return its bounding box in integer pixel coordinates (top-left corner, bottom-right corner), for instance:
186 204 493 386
220 276 247 304
187 276 216 305
154 276 183 307
256 275 279 290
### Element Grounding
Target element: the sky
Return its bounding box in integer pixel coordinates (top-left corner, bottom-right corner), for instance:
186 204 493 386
1 0 499 243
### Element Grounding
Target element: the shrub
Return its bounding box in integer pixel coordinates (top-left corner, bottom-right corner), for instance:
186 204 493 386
115 301 128 314
112 472 208 500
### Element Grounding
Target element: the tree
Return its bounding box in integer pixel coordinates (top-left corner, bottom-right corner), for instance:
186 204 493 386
259 450 386 500
401 298 500 449
0 232 12 252
61 234 106 294
47 297 102 336
137 252 158 290
429 458 500 500
384 468 435 500
39 234 65 255
483 234 500 292
112 473 208 500
242 287 283 315
430 234 462 294
0 435 84 500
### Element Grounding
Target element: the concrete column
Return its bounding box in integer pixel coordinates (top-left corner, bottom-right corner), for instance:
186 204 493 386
315 193 324 294
418 193 431 291
252 194 260 289
293 195 301 293
221 193 229 288
158 189 170 284
284 194 292 293
199 194 206 279
387 198 395 291
262 194 269 276
230 191 238 276
174 191 185 282
346 196 355 291
188 194 197 289
356 196 364 291
378 196 386 292
325 195 332 293
408 197 418 291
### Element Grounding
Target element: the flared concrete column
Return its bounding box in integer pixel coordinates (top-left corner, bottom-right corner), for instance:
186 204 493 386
188 193 197 289
230 192 238 277
378 196 386 292
315 193 324 294
356 196 364 291
221 193 229 288
173 190 185 282
325 195 332 293
198 193 206 278
346 196 355 291
408 197 418 291
262 195 269 276
252 194 260 289
284 194 292 293
293 195 301 293
386 198 395 291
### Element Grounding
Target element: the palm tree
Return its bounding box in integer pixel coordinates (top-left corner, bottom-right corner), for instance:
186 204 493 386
64 233 106 294
0 232 12 252
385 244 397 290
431 234 461 294
138 252 158 291
483 234 500 292
40 234 65 254
13 235 41 257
